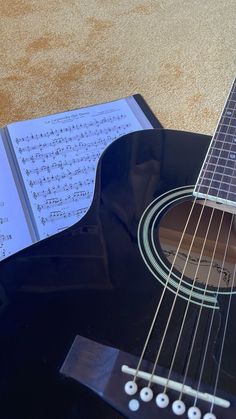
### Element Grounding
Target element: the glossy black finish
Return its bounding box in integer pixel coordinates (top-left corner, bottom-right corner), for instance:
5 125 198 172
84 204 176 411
0 129 235 419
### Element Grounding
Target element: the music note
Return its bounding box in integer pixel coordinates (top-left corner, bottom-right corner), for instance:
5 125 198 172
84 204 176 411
5 96 151 244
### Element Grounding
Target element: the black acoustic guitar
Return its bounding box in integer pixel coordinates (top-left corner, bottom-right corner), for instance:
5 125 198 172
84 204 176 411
0 80 236 419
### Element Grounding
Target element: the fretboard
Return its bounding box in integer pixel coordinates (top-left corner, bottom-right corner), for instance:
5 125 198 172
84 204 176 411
193 78 236 207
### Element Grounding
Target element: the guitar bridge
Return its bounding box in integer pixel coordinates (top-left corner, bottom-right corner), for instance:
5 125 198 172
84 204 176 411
60 335 235 418
122 364 230 408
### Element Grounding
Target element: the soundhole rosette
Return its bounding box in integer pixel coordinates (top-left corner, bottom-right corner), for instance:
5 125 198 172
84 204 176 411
137 186 236 309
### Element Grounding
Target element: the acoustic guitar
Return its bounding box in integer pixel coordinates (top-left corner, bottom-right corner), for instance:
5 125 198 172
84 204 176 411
0 79 236 419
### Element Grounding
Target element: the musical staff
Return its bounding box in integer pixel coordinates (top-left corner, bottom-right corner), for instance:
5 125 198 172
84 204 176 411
24 152 100 176
0 135 32 261
37 191 92 212
32 179 94 200
14 114 128 144
7 101 145 239
40 207 87 226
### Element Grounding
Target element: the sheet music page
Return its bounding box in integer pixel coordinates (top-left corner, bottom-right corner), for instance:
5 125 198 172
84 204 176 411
7 98 151 240
0 134 32 260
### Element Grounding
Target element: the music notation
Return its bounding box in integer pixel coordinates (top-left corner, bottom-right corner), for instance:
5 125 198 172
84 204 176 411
0 95 154 255
28 166 95 187
40 207 88 226
24 152 100 176
36 191 92 212
0 233 12 242
0 95 154 260
0 232 12 260
32 179 94 200
14 114 129 144
7 108 143 239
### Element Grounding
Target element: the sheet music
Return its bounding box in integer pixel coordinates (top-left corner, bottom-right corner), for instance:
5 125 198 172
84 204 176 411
0 134 32 260
7 98 152 240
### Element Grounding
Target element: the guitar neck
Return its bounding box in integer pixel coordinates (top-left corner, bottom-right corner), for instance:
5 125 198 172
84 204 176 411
193 78 236 208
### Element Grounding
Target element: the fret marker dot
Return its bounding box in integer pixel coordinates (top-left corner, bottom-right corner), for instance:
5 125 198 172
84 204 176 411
188 406 201 419
203 414 216 419
140 386 153 402
156 393 169 408
124 380 138 395
128 399 140 411
172 400 186 415
226 111 232 115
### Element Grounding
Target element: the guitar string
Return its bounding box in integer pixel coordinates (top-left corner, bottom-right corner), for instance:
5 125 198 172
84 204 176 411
145 83 236 399
133 131 228 385
134 162 220 386
193 83 236 410
174 82 236 404
210 232 236 413
179 81 234 409
131 80 235 394
144 82 235 391
193 91 236 410
146 202 215 388
163 206 225 396
193 213 234 409
179 210 231 402
133 195 199 381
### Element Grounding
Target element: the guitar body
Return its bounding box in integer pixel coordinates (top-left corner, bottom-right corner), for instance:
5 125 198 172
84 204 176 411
0 129 236 418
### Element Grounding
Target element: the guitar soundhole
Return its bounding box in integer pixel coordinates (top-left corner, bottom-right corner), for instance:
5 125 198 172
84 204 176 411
138 186 236 308
158 199 236 291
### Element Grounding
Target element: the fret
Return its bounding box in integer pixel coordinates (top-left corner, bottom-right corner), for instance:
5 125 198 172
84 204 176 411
199 170 236 184
222 106 236 112
223 100 236 111
217 125 236 135
196 185 236 203
193 77 236 206
215 130 236 139
220 114 236 122
224 107 236 115
219 121 236 129
204 155 236 166
217 119 236 131
202 164 236 176
210 145 236 153
229 91 236 101
223 112 235 119
199 169 236 184
210 148 236 160
214 137 236 148
195 183 236 197
197 178 236 193
212 141 236 151
219 115 236 127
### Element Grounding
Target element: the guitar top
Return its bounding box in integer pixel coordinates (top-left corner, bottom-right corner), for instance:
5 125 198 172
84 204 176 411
0 129 236 419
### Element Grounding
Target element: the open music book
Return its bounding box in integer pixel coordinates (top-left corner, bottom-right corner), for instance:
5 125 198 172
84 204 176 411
0 95 161 261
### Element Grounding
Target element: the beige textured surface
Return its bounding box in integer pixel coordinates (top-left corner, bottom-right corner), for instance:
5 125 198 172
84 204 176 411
0 0 235 135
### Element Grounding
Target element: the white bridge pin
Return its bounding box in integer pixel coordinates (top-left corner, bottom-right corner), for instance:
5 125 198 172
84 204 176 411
188 406 202 419
156 393 169 408
172 400 186 415
203 413 217 419
128 399 140 412
124 380 138 396
140 386 153 402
